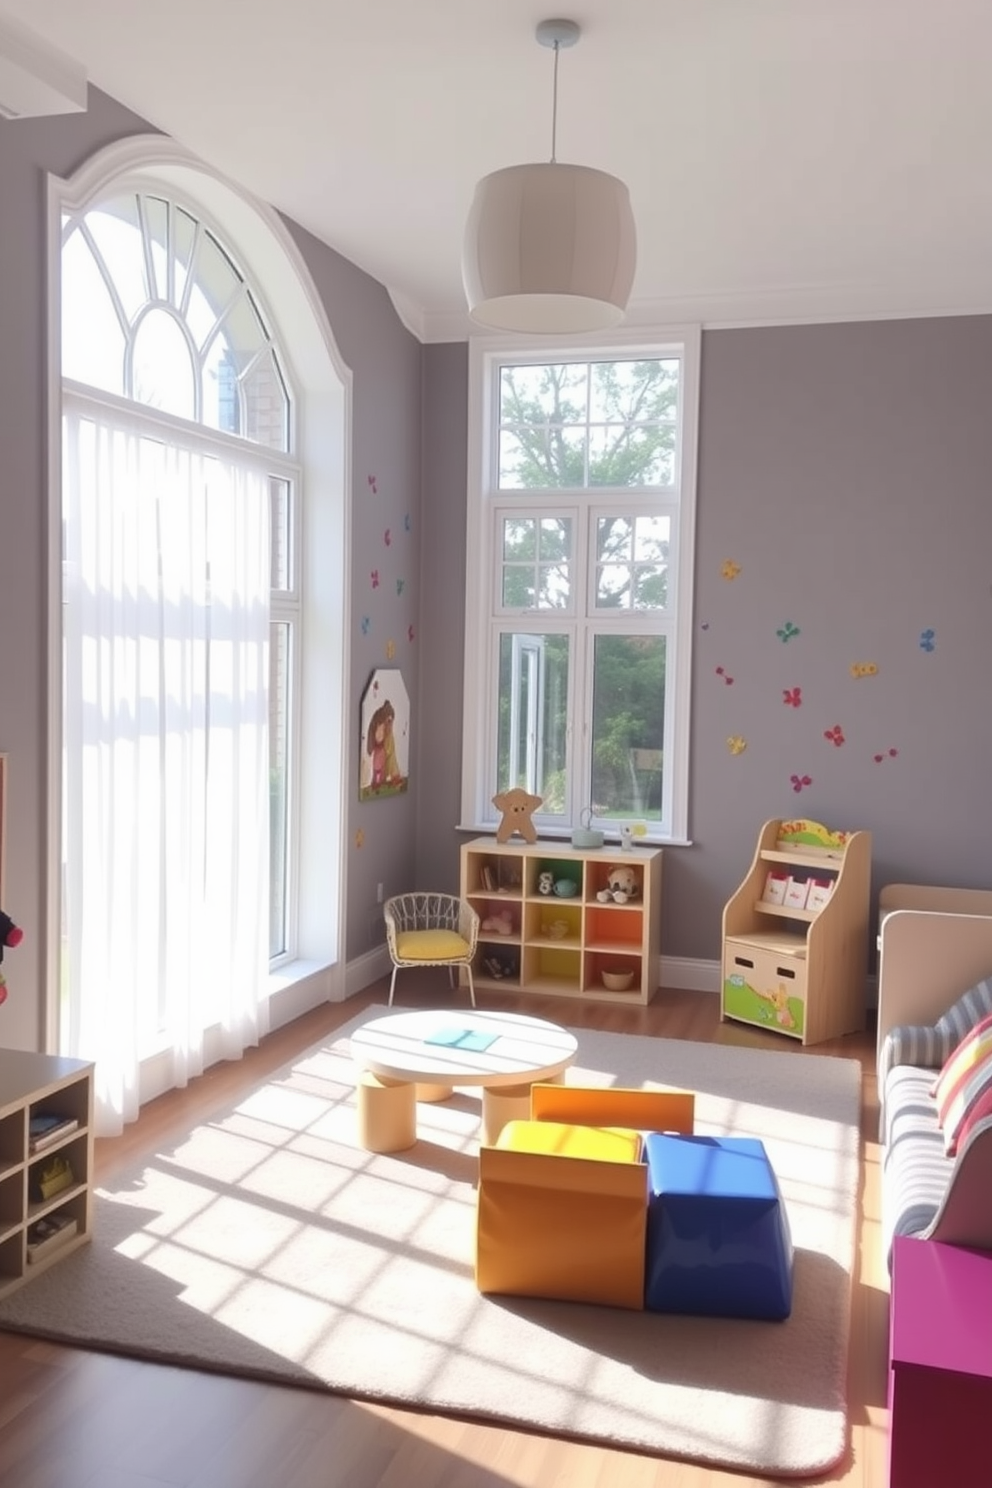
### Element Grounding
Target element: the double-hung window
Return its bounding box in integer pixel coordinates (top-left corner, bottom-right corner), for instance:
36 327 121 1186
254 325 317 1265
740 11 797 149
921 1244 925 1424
462 332 699 843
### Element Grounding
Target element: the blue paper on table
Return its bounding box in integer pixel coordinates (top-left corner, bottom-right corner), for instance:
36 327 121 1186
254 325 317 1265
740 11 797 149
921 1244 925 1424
425 1027 498 1053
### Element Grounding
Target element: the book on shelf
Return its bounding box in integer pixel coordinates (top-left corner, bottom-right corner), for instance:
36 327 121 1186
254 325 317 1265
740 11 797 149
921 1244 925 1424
26 1211 78 1264
480 865 495 891
805 877 835 912
783 877 811 910
28 1114 79 1153
762 870 789 905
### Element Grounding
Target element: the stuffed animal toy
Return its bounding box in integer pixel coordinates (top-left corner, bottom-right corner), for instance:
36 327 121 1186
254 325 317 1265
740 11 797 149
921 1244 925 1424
481 910 515 936
492 787 542 844
606 866 639 899
0 909 23 1008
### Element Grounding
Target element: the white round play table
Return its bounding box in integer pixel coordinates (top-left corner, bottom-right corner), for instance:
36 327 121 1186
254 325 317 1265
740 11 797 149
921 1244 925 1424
350 1007 578 1150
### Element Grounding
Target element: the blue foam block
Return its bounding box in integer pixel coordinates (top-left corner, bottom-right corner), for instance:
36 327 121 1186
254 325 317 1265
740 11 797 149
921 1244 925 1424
644 1133 794 1320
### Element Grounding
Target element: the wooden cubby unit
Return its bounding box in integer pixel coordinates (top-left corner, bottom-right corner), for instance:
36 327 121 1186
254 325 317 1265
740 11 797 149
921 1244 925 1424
460 836 663 1005
721 818 871 1046
0 1048 94 1299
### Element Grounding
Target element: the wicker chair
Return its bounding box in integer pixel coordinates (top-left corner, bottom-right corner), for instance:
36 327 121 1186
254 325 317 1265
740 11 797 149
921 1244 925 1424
383 893 480 1007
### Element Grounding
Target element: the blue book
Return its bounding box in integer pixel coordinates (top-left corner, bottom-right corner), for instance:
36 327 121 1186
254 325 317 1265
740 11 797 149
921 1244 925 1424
425 1027 498 1053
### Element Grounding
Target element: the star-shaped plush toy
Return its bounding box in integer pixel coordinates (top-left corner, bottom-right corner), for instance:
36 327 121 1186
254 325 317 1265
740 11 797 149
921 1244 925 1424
492 788 542 844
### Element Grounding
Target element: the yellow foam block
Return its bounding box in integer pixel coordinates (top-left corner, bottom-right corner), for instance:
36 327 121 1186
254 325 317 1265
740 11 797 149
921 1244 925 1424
476 1123 648 1309
394 929 469 960
530 1083 695 1135
498 1118 642 1164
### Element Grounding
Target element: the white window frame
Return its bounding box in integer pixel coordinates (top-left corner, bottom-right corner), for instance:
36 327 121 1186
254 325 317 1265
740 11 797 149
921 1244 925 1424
460 327 700 845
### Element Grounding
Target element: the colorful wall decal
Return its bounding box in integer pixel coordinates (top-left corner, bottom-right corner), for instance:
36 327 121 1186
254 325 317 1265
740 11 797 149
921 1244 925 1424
782 687 802 707
823 725 845 747
919 629 936 652
776 621 801 643
367 475 377 493
790 773 813 792
384 529 391 546
873 747 899 763
361 616 371 635
408 624 415 643
371 569 380 589
715 665 734 684
386 639 396 660
721 559 741 580
355 828 365 848
404 513 411 532
849 661 878 678
396 578 405 595
726 735 747 755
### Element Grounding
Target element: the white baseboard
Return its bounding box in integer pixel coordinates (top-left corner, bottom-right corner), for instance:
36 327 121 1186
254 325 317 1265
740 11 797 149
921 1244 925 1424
344 944 392 999
660 956 721 994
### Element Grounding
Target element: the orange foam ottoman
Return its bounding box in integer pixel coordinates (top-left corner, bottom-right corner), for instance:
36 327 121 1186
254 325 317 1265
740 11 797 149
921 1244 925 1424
529 1082 695 1135
475 1118 647 1309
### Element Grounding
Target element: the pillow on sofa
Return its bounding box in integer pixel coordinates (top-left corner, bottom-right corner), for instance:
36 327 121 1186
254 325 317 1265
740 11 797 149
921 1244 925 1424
932 1011 992 1156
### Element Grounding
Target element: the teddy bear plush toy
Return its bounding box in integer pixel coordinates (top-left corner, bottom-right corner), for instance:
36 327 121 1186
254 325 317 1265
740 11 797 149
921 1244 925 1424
606 866 639 899
481 910 515 936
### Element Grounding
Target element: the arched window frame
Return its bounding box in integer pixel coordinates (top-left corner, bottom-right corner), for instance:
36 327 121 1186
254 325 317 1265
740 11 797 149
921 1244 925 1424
45 136 351 1059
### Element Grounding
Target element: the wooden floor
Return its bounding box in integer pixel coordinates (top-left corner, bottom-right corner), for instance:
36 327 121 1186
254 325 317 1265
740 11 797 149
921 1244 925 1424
0 980 890 1488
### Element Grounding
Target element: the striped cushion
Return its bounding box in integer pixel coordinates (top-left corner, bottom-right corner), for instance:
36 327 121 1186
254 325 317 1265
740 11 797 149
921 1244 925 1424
932 1012 992 1156
881 1064 955 1264
878 1022 950 1088
932 973 992 1052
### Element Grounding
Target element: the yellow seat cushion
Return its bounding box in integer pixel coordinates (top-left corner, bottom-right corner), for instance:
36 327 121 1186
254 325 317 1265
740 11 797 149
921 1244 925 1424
498 1118 642 1163
395 928 470 960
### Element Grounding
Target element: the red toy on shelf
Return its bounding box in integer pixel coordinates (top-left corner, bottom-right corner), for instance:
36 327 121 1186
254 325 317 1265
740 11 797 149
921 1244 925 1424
0 909 23 1006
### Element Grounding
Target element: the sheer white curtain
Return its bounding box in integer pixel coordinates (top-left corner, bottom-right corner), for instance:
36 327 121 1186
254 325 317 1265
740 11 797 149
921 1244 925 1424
62 391 271 1136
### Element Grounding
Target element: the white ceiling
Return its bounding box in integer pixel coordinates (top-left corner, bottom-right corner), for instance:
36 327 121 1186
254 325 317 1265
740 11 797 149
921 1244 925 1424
4 1 992 342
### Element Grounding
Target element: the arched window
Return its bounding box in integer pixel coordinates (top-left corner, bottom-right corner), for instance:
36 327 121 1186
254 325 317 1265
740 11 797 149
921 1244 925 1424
54 142 348 1135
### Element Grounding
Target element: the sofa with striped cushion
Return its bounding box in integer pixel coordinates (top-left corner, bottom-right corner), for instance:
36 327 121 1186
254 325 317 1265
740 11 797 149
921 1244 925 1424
876 894 992 1269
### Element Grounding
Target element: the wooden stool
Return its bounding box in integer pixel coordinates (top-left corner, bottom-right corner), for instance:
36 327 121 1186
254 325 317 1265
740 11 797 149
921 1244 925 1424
356 1071 416 1153
481 1082 534 1145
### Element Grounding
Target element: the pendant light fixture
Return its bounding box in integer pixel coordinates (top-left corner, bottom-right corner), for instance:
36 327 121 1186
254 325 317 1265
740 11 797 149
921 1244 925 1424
462 18 636 334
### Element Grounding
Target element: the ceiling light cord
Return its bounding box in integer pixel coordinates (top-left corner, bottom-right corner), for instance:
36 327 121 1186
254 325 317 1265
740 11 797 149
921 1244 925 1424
549 41 560 164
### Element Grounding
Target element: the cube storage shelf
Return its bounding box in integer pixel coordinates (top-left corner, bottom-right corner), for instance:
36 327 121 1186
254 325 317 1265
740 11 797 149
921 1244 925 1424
460 836 663 1005
721 818 871 1046
0 1048 94 1299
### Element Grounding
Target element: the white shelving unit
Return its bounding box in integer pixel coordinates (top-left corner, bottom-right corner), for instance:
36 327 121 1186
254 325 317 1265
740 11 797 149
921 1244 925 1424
460 836 663 1006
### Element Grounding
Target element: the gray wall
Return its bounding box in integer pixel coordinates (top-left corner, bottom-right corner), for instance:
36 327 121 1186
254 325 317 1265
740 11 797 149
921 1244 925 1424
0 89 422 1049
419 318 992 967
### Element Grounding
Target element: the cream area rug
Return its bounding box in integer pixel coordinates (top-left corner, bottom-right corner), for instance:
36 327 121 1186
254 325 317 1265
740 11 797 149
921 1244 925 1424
0 1008 861 1478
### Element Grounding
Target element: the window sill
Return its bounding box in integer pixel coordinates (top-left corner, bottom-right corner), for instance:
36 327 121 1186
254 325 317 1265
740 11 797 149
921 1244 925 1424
456 823 693 849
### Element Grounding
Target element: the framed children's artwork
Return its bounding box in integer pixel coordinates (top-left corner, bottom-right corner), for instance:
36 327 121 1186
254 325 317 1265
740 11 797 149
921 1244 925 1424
359 670 410 801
